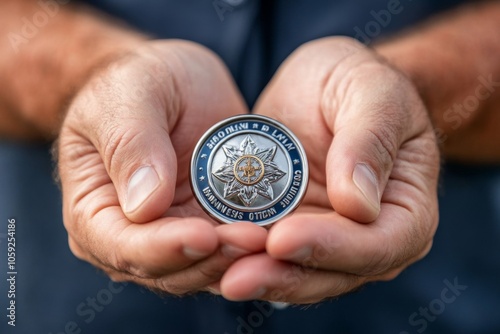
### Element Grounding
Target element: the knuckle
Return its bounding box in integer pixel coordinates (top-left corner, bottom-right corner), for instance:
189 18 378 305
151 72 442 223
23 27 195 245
367 108 405 162
112 257 158 280
110 247 161 281
197 263 227 282
152 279 192 296
418 240 434 261
358 232 400 276
366 126 398 167
323 274 363 299
376 267 404 282
68 237 86 261
358 249 393 276
361 221 427 277
293 37 363 61
101 266 130 283
102 126 142 176
111 236 164 280
402 136 438 167
173 40 222 66
107 271 130 283
287 39 335 69
108 244 135 275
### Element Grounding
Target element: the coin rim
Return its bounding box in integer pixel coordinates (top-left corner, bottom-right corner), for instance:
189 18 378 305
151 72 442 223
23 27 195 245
190 114 309 226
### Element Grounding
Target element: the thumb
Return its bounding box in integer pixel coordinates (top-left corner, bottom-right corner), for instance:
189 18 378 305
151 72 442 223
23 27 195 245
325 65 415 223
73 55 180 224
76 41 248 224
326 123 395 223
108 120 177 223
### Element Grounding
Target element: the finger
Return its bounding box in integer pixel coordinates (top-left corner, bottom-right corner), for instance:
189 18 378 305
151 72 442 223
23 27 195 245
266 202 434 275
254 37 429 223
321 46 428 223
143 223 268 294
86 206 220 278
65 42 247 224
252 39 336 191
65 52 178 223
216 222 268 260
93 222 268 295
220 253 365 304
59 149 219 277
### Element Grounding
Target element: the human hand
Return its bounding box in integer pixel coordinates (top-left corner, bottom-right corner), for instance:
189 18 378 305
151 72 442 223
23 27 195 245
220 37 440 304
57 40 267 294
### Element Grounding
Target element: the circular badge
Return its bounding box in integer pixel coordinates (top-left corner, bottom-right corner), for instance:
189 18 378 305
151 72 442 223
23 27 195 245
190 114 308 226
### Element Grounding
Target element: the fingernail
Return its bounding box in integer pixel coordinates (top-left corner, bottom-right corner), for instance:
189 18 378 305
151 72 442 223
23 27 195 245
286 247 312 262
207 282 221 295
183 247 211 260
207 287 221 296
221 245 250 260
353 163 380 211
249 287 267 300
125 166 160 213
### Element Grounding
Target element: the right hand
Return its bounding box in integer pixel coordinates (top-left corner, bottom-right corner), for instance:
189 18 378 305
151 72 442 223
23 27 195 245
57 40 267 294
220 38 440 303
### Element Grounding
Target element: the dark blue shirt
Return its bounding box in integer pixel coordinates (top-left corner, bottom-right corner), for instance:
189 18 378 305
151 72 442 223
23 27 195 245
82 0 467 105
3 1 500 334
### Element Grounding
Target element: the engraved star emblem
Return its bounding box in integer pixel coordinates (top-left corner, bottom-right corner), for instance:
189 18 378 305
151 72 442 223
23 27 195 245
212 135 286 206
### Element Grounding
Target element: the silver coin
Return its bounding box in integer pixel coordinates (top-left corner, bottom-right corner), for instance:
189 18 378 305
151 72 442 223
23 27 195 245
190 114 308 226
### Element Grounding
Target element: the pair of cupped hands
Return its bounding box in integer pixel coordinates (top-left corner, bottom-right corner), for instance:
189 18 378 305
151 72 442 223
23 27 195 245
57 37 440 304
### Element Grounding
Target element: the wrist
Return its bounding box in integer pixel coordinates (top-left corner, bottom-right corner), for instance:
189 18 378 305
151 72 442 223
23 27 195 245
37 37 148 139
0 4 147 140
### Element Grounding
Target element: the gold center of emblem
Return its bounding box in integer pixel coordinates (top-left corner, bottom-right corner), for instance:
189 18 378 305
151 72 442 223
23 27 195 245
233 155 265 186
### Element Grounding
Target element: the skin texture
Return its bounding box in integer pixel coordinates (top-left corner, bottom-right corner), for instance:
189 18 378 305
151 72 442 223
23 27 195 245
58 41 268 294
220 38 440 303
0 0 148 140
0 0 499 303
376 2 500 163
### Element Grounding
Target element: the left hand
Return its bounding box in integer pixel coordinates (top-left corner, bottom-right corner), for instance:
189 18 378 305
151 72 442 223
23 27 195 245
57 41 267 295
219 37 441 304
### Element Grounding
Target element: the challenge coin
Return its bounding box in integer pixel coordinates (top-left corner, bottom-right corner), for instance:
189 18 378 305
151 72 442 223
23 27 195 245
190 114 308 226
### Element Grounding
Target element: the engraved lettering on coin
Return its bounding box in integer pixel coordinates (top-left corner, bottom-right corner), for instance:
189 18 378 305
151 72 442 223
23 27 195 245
190 114 308 226
212 135 286 207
